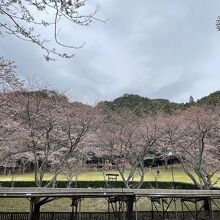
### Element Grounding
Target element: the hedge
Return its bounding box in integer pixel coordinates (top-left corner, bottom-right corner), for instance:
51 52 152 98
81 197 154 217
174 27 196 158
0 180 207 189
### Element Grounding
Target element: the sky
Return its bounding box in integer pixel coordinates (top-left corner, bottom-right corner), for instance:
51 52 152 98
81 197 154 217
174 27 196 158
1 0 220 104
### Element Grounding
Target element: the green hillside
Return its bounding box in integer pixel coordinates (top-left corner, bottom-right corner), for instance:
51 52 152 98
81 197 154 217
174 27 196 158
197 91 220 106
99 94 182 115
99 91 220 115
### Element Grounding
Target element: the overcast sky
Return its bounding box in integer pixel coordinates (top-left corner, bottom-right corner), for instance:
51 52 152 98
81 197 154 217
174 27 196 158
1 0 220 104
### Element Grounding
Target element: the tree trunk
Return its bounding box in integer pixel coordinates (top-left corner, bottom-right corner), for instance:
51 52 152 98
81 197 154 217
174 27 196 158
28 162 31 172
164 158 168 170
30 198 41 220
19 164 22 174
3 166 7 175
22 163 26 174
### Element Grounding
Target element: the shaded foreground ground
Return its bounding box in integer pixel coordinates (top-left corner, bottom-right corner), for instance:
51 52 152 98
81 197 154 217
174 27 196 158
1 188 220 220
0 187 220 212
1 197 220 212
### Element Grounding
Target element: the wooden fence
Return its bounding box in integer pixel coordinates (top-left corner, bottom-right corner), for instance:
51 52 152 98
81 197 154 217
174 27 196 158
1 211 220 220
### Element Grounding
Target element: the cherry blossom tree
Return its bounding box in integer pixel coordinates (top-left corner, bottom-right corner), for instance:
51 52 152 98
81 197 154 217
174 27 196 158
7 90 63 186
0 0 103 60
0 58 23 174
97 110 163 189
0 117 26 174
1 90 96 219
4 90 94 187
162 107 220 190
0 57 23 90
47 101 95 186
0 91 26 174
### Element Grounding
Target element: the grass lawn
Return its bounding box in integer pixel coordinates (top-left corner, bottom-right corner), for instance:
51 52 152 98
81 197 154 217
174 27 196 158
1 165 220 187
0 165 193 183
1 196 219 212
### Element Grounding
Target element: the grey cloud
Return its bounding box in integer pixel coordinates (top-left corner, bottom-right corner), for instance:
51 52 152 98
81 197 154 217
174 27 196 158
1 0 220 103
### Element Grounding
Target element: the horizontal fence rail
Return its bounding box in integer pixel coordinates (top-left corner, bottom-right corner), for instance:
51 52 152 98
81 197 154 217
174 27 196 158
1 188 220 198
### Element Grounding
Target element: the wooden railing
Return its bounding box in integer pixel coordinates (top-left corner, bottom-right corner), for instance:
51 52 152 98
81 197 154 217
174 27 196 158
1 211 220 220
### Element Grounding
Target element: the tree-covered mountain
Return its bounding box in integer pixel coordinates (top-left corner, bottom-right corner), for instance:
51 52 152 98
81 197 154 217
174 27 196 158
99 94 183 115
197 91 220 106
99 91 220 115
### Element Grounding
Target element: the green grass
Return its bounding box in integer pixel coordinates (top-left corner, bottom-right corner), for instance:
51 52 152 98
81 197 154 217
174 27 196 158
2 165 220 186
1 197 220 212
1 165 220 187
0 165 193 183
0 197 150 212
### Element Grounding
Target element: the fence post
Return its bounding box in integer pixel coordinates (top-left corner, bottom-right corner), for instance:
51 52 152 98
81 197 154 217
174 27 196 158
126 195 135 220
51 212 54 220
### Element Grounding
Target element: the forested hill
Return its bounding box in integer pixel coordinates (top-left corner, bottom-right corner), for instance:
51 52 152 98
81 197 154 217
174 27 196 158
197 91 220 106
99 94 183 115
99 91 220 115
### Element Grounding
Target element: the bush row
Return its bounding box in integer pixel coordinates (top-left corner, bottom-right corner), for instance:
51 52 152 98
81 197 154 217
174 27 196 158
0 180 201 189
